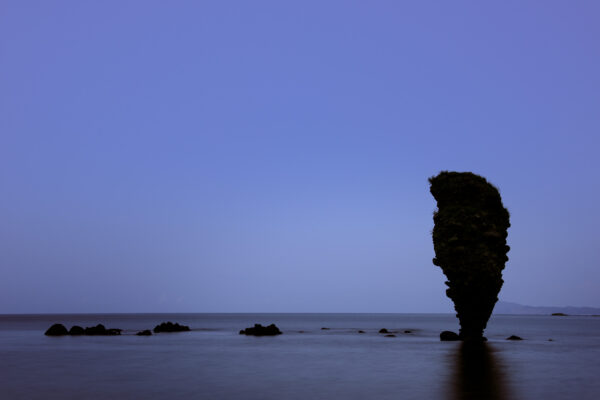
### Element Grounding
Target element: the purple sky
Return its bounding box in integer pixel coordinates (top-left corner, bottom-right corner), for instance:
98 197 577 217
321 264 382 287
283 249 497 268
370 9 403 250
1 1 599 313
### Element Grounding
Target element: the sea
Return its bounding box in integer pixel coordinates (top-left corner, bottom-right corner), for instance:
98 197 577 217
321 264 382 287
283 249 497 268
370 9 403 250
0 313 598 399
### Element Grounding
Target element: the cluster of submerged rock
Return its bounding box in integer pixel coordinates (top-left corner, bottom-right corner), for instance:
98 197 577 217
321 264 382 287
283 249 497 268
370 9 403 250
46 322 524 341
376 328 414 338
238 325 525 340
44 321 191 337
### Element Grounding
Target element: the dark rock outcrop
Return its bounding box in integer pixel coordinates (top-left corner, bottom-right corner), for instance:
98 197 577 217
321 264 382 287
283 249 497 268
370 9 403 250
84 324 104 335
358 330 365 334
551 313 568 316
440 330 461 341
321 327 330 330
404 330 412 333
239 323 282 336
84 324 122 335
46 323 121 336
506 335 523 341
153 322 191 333
69 325 84 335
379 328 389 334
136 330 152 336
430 171 510 341
45 324 68 336
384 334 396 337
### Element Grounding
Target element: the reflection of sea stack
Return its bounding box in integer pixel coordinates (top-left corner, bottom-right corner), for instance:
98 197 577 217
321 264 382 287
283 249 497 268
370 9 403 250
450 342 509 400
430 171 510 341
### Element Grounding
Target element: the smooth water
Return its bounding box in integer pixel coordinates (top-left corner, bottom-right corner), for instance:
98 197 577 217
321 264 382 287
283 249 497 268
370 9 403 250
0 313 598 399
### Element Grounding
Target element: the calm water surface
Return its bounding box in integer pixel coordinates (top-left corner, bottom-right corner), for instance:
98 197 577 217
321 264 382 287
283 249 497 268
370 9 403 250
0 313 598 399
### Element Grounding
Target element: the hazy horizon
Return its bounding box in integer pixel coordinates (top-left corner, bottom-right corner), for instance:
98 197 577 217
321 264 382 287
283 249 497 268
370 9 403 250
2 299 600 315
2 1 599 313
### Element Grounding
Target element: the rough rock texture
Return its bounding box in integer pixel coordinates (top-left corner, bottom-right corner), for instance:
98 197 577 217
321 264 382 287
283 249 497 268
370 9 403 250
45 324 68 336
430 171 510 341
239 323 282 336
153 322 191 333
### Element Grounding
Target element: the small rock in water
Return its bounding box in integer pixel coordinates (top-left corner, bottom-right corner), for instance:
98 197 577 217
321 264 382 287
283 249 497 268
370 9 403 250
379 328 389 334
404 330 412 334
153 322 191 333
384 334 396 338
239 323 282 336
506 335 523 341
440 331 460 341
136 330 152 336
45 324 68 336
358 330 365 334
321 327 330 330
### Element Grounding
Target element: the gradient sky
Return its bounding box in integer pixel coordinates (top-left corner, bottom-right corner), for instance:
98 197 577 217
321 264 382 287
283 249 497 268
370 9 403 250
1 1 599 313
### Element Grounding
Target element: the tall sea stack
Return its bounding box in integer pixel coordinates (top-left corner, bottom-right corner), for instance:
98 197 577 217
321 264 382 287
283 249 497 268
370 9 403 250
429 171 510 341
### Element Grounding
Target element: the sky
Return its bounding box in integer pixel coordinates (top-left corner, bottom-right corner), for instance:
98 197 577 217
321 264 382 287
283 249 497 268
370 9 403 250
1 1 599 313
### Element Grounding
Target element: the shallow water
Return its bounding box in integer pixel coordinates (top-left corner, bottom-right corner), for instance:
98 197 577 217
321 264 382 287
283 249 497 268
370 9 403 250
0 313 598 399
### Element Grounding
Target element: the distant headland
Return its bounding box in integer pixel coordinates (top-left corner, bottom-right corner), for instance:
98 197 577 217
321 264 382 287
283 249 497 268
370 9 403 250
494 301 600 316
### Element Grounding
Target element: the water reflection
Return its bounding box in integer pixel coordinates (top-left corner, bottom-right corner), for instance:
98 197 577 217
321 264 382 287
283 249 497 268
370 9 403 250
449 342 509 400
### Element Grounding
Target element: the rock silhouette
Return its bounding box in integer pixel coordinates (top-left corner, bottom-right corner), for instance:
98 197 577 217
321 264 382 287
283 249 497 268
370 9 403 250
45 324 68 336
239 323 282 336
153 322 190 333
69 325 84 335
440 331 461 341
430 171 510 341
506 335 523 341
136 330 153 336
84 324 122 335
44 323 121 336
